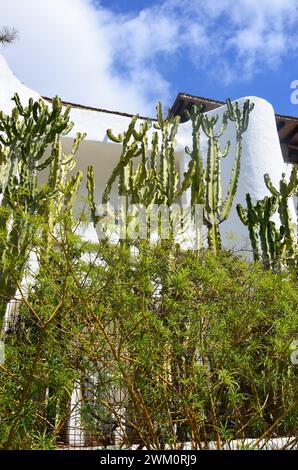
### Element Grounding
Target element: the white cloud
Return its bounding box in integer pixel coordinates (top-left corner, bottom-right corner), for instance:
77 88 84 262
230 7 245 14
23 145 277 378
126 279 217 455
0 0 167 114
160 0 298 80
0 0 297 114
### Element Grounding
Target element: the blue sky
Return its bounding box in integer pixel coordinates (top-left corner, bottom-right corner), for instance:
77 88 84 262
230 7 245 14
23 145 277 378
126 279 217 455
1 0 298 116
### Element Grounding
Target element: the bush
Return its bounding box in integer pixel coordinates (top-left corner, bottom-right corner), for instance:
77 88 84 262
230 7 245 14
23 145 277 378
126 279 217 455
0 237 297 449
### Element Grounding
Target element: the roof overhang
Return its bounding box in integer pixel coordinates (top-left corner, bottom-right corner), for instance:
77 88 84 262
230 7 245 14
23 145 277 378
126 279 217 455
171 93 298 164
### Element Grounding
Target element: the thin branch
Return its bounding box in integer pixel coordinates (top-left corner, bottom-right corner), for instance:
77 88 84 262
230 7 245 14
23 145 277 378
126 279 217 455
0 27 19 45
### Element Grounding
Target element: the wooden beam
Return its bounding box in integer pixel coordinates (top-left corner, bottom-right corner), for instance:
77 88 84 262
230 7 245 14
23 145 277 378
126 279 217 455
276 120 285 131
281 125 298 143
287 150 298 164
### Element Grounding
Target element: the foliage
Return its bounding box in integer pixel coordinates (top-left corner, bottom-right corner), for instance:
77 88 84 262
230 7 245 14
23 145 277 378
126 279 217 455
0 233 297 449
0 94 84 324
0 94 296 451
88 100 254 251
0 27 18 46
237 166 298 271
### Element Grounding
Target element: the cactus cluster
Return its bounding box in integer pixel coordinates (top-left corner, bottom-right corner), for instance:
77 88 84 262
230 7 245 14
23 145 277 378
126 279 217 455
102 103 180 208
237 166 298 270
88 99 254 250
264 167 298 258
88 103 181 240
0 94 85 324
237 194 278 266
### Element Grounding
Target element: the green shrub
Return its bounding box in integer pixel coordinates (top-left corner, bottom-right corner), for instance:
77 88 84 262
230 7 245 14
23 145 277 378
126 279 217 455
1 238 297 449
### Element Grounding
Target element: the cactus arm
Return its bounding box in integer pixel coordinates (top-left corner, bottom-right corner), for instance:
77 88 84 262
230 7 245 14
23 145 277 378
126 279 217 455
178 105 205 204
156 102 164 130
64 171 83 211
215 141 222 215
236 203 248 225
220 140 231 159
237 194 260 262
176 158 196 199
220 137 242 221
106 128 123 143
255 200 269 266
123 116 138 146
87 165 100 226
150 132 158 170
102 142 141 203
287 166 298 195
264 173 279 196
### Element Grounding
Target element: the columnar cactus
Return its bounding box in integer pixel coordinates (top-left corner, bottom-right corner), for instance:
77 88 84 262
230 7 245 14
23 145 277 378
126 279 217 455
236 194 260 262
237 195 279 266
237 167 298 270
87 103 181 241
177 105 205 206
102 103 180 209
181 99 254 252
103 116 146 204
201 110 230 251
154 102 180 206
88 99 253 250
0 94 85 325
264 167 298 260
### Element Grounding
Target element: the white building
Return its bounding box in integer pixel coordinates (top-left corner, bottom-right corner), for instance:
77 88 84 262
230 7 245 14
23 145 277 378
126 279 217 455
1 54 298 447
1 53 297 253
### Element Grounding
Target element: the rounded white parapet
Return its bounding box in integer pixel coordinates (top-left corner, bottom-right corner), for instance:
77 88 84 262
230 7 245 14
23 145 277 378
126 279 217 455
0 54 137 142
0 54 40 113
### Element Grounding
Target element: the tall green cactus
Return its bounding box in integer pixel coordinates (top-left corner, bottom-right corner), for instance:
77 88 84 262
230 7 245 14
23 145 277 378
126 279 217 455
236 194 260 262
201 110 230 251
88 103 181 241
177 105 205 206
182 99 254 252
88 99 253 249
237 167 298 270
237 194 280 267
102 103 180 208
153 102 180 207
0 94 85 325
264 167 298 260
38 134 84 249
